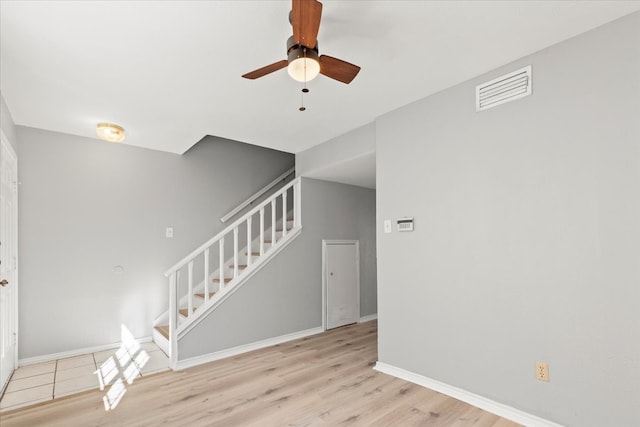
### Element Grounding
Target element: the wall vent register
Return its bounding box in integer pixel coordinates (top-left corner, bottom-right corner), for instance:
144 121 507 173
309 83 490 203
476 65 532 111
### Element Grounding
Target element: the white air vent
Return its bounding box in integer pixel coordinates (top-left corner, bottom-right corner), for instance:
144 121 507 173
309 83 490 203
476 65 532 111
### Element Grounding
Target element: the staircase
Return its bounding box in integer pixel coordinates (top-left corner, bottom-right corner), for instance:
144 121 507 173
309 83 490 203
153 177 302 368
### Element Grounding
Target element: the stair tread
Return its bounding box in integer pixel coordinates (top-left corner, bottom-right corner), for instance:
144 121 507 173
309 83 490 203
230 264 247 269
212 278 232 283
179 307 196 317
155 325 169 340
195 291 216 299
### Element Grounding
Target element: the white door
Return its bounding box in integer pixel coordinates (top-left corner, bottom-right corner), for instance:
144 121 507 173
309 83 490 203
324 241 359 330
0 133 18 392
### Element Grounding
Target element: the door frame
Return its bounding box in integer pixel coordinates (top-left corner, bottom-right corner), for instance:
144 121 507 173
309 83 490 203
322 240 360 331
0 130 19 393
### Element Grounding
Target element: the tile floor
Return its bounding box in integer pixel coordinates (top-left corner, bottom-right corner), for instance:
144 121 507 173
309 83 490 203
0 341 168 412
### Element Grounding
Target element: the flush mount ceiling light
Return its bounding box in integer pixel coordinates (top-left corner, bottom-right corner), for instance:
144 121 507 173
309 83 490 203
96 122 125 143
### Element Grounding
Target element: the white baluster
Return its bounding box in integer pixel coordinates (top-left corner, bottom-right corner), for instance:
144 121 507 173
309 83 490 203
219 237 225 291
282 189 288 237
204 248 210 302
246 216 252 267
233 227 239 279
271 199 276 246
187 261 193 317
259 207 265 256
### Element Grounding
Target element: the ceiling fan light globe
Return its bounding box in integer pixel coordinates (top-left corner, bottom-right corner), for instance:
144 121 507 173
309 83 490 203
287 57 320 82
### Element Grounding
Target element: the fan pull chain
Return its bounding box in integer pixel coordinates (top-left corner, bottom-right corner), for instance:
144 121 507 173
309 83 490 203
299 48 309 111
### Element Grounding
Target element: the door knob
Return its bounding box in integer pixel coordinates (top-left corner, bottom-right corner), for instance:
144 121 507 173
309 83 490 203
0 279 8 287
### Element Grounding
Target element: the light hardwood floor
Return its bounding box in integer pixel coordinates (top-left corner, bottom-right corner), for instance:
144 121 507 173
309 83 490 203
0 321 520 426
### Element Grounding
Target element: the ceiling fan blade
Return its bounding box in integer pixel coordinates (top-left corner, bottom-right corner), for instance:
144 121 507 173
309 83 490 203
319 55 361 84
242 60 288 79
292 0 323 48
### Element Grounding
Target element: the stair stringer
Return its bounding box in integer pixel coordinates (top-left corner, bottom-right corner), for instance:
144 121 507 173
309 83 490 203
176 225 302 342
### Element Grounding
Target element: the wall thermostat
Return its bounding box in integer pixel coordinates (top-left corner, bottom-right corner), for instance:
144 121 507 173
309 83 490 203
397 217 414 232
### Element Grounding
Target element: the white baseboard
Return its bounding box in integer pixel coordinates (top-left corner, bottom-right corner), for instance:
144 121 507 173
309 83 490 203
175 326 323 371
18 336 152 367
374 362 563 427
359 313 378 323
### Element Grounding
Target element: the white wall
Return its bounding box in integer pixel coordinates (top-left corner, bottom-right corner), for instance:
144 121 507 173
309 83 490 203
17 128 293 359
376 12 639 427
179 178 377 359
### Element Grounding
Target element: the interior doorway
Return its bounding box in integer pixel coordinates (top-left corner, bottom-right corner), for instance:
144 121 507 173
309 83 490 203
322 240 359 330
0 131 18 393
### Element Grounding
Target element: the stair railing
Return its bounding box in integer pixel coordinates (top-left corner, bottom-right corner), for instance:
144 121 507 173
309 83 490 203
163 177 302 360
220 167 295 223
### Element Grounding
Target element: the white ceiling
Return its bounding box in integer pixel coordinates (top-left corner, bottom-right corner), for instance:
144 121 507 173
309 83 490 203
2 1 639 156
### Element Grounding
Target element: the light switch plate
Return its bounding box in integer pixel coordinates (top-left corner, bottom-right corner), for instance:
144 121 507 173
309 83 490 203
166 227 174 238
383 220 392 233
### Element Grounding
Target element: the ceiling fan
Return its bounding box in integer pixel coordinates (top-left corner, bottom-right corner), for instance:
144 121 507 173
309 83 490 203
242 0 361 85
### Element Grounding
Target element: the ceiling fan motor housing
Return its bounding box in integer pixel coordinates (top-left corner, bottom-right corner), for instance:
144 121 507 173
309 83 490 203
286 35 319 64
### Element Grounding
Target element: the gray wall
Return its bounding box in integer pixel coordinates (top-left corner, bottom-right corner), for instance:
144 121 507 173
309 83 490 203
296 123 376 190
376 12 639 427
1 91 18 150
296 122 375 177
17 127 293 359
179 178 377 359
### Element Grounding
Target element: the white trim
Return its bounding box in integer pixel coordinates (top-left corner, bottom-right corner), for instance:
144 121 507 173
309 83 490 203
374 362 564 427
359 314 377 323
0 130 19 388
322 240 360 331
152 327 170 357
220 167 295 223
175 327 323 370
18 336 152 367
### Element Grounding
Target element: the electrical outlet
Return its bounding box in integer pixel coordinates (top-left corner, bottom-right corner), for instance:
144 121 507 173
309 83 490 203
535 361 549 382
